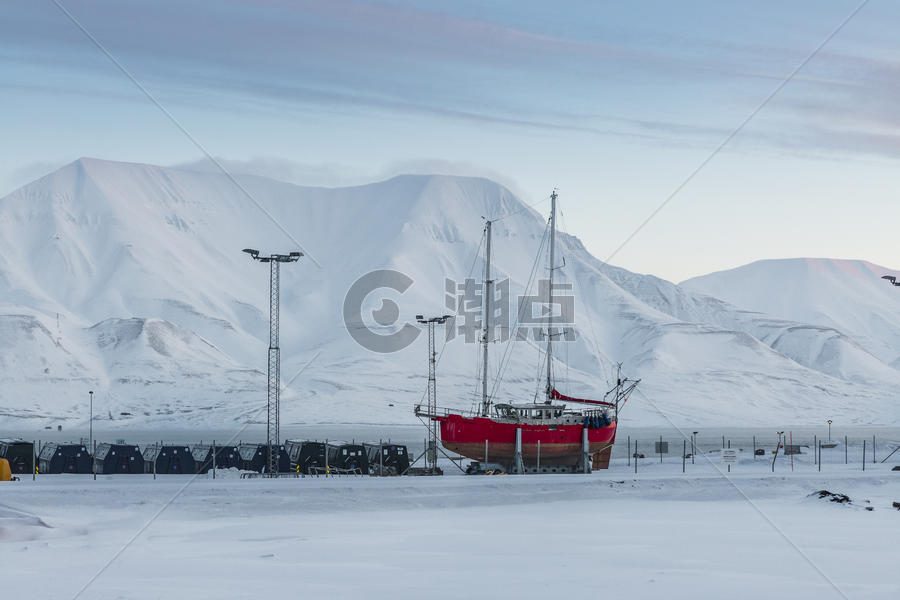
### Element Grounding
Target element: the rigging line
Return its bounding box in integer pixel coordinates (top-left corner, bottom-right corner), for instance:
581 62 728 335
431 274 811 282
491 193 552 223
51 0 322 268
489 224 547 402
410 227 486 412
603 0 871 266
555 200 572 393
488 219 550 403
490 224 548 403
631 388 850 600
533 337 545 402
557 195 610 385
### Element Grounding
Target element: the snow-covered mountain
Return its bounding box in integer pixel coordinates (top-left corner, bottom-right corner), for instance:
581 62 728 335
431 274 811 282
682 259 900 367
1 158 898 428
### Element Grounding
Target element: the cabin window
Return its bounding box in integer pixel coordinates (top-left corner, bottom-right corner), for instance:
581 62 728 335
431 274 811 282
342 449 348 455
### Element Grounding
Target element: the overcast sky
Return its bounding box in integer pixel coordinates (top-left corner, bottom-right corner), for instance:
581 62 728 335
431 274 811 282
1 0 898 281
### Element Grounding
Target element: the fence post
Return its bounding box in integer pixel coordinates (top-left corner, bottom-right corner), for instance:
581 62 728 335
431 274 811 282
682 440 686 473
212 439 217 479
814 435 817 465
863 440 866 472
537 440 541 473
818 440 821 473
153 442 157 480
845 435 848 465
634 440 638 474
873 435 876 463
33 440 37 481
93 440 97 480
659 435 663 464
753 436 756 460
771 435 779 473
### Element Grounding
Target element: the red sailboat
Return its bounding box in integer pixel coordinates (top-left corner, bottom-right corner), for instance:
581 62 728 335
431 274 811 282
416 191 639 473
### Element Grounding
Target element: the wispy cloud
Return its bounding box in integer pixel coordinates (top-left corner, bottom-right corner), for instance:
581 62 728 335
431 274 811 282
2 0 899 161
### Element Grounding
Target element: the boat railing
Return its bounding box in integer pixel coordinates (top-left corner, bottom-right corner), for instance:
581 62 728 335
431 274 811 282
414 404 477 419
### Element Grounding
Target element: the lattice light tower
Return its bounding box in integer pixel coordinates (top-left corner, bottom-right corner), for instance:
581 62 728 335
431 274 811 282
243 248 303 474
416 314 452 473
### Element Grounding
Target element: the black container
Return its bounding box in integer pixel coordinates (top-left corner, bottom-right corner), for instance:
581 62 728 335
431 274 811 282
285 440 327 474
325 442 368 473
93 443 144 474
38 443 91 474
191 444 241 473
237 443 290 473
142 445 196 474
0 439 34 475
363 442 409 475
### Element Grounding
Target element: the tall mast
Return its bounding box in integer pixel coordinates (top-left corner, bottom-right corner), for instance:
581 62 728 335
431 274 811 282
481 220 493 416
545 190 557 400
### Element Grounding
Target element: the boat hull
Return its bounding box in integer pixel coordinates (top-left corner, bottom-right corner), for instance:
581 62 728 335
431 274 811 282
436 414 617 469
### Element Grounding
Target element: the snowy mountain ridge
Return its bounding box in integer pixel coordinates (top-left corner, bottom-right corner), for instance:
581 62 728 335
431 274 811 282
1 158 898 427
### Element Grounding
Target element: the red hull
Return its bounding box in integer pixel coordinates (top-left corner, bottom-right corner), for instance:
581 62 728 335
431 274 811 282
436 414 617 468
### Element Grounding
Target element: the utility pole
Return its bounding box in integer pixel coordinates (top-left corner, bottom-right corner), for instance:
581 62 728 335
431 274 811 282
416 314 452 473
88 390 93 456
243 248 303 475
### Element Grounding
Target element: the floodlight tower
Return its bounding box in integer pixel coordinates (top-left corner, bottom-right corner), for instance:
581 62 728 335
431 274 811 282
243 248 303 475
416 314 452 473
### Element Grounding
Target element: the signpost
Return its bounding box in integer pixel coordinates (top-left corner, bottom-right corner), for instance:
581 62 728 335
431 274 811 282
721 448 738 472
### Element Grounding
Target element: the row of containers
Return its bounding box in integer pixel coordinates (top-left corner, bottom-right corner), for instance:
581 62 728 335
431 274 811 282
0 438 409 476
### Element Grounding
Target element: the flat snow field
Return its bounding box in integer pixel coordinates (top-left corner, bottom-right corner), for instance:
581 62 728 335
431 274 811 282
2 458 898 600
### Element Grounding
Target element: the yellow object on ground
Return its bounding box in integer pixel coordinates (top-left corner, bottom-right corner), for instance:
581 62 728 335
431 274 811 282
0 458 11 481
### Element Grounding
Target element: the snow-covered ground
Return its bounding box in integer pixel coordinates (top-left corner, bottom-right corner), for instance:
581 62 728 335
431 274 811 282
3 451 898 599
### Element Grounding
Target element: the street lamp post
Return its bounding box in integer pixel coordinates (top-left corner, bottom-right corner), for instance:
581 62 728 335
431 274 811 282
416 314 453 474
243 248 303 475
827 419 832 442
89 390 93 452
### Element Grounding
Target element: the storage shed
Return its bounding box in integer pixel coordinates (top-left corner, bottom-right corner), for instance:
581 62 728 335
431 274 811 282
363 442 409 475
142 445 196 474
191 444 241 473
93 443 144 474
38 443 91 474
326 442 368 473
237 443 290 473
285 440 326 474
0 439 34 475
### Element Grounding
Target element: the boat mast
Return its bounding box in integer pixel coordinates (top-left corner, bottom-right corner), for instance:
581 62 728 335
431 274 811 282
545 190 557 401
481 219 493 416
